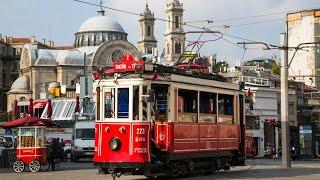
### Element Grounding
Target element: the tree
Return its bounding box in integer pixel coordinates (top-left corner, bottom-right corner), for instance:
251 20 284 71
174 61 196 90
271 62 280 76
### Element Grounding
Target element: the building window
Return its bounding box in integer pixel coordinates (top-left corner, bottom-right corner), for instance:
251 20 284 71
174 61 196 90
147 26 151 37
289 102 294 115
147 47 152 54
175 16 180 28
175 42 181 54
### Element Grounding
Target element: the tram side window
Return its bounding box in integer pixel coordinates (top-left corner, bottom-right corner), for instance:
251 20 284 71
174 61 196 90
218 94 234 124
118 88 129 118
178 89 197 122
152 85 169 122
105 89 115 118
199 92 216 123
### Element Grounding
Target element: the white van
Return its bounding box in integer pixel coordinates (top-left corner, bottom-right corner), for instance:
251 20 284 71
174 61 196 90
71 121 95 161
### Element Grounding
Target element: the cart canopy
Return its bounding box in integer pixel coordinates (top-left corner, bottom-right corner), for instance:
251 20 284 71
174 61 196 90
0 116 54 128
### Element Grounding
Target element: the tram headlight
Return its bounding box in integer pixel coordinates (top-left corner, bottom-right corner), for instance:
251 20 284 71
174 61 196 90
109 138 121 151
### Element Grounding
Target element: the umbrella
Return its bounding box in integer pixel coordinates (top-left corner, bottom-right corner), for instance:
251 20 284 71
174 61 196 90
13 99 19 120
28 98 34 116
47 99 52 118
75 96 80 113
1 116 55 128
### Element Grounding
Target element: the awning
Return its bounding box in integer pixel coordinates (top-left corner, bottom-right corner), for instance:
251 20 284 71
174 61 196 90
34 101 47 109
0 116 55 128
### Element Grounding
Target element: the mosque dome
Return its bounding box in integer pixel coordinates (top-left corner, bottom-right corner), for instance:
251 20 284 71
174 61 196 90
77 15 125 33
9 76 31 93
75 10 128 48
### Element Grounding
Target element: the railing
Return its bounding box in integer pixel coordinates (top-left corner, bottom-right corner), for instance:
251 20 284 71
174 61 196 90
236 76 270 87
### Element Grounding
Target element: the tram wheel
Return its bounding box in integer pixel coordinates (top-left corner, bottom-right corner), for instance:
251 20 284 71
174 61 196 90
13 160 25 173
29 160 41 172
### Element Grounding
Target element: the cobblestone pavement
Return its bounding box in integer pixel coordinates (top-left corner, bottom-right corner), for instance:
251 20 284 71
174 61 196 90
1 159 320 180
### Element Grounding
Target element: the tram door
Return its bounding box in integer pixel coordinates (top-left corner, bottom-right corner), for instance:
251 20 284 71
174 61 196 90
151 84 169 123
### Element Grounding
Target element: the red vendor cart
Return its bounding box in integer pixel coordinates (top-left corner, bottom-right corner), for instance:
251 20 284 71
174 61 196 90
1 116 56 173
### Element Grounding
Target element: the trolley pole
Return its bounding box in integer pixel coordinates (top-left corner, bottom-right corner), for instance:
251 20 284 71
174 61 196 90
280 32 291 168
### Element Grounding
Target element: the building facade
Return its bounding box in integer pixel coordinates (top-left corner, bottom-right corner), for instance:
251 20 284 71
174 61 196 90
287 9 320 88
138 3 157 56
7 8 141 113
164 0 186 62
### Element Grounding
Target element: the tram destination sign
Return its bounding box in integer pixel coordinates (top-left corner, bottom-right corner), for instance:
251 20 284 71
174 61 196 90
113 55 145 73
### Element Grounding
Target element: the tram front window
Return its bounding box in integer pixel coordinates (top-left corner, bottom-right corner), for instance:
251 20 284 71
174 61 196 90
105 89 115 118
118 88 129 118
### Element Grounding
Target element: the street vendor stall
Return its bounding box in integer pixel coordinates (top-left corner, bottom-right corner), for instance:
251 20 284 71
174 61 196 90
1 116 57 172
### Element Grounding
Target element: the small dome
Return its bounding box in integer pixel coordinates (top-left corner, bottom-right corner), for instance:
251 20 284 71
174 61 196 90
77 15 125 33
9 76 30 93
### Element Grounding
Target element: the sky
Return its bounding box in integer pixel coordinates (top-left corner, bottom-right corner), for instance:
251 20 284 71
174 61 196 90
1 0 320 66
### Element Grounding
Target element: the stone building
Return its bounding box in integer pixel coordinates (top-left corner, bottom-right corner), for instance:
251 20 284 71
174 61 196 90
163 0 186 62
287 9 320 88
7 7 141 112
138 3 157 56
0 36 55 112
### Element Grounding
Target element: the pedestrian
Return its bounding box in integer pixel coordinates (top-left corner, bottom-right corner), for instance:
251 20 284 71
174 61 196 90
48 138 60 171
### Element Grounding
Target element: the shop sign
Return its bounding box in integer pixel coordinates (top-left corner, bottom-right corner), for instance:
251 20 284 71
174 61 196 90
299 125 312 134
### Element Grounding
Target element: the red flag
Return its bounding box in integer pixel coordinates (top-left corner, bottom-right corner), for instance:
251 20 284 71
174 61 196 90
47 99 52 118
92 72 101 80
28 98 34 116
75 96 80 113
246 88 253 97
151 70 158 81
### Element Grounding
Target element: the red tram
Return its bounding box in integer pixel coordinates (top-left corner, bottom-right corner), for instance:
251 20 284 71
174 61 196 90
93 55 246 178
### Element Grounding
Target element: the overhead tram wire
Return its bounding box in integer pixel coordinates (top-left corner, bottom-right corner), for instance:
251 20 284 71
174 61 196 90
213 10 292 23
72 0 279 52
226 18 285 28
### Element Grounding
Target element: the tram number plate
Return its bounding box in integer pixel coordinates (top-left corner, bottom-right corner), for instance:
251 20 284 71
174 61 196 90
85 152 94 155
136 128 145 135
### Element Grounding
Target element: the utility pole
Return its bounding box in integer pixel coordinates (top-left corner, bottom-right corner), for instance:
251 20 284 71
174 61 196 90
83 52 89 114
280 32 291 168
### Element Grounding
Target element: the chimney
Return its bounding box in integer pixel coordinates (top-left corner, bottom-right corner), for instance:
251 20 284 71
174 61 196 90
49 41 54 48
42 38 46 45
31 36 35 43
3 36 8 43
8 37 13 44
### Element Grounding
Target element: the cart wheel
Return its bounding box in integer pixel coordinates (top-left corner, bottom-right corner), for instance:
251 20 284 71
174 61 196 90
29 160 41 172
13 160 25 173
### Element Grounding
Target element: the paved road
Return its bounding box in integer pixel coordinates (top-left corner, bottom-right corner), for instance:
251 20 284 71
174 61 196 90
1 159 320 180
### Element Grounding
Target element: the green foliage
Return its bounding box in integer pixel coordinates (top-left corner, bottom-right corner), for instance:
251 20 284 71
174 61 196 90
271 62 280 76
0 112 13 122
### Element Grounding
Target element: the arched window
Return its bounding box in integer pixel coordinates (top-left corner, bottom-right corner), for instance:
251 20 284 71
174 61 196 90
147 26 151 37
175 42 181 54
175 16 180 29
147 47 152 54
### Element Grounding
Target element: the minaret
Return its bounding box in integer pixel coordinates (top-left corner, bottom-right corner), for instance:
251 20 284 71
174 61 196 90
138 2 158 56
164 0 186 62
